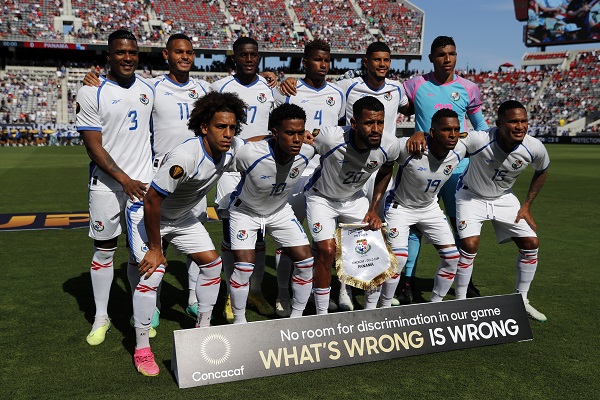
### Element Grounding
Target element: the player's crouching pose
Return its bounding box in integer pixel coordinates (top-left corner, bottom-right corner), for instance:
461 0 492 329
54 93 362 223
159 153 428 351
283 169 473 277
229 104 316 324
369 109 464 306
127 92 247 376
306 96 402 314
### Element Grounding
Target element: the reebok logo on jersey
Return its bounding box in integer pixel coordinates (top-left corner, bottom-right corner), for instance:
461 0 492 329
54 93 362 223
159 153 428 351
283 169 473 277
236 230 248 240
257 93 267 103
164 91 174 96
260 175 272 179
326 96 335 106
444 165 454 175
169 165 184 179
384 92 393 101
111 99 122 104
418 167 427 171
289 167 300 178
139 94 149 105
301 99 310 103
450 92 460 101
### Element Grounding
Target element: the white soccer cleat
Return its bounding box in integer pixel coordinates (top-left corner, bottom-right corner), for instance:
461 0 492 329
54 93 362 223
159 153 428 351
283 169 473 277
338 287 354 311
524 299 547 322
275 298 291 317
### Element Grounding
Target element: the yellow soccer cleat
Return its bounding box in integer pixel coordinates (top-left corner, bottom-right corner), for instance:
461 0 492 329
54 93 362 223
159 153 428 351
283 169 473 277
86 320 111 346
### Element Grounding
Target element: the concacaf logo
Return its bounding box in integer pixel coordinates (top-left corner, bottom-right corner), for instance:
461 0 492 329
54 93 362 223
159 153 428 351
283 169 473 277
257 93 267 103
93 220 104 232
450 92 460 101
383 91 393 101
237 230 248 240
289 167 299 178
326 96 335 106
366 160 379 171
511 159 523 170
355 238 371 255
169 165 184 179
388 227 399 238
139 93 150 105
188 89 199 99
312 222 322 234
458 221 467 230
443 164 454 175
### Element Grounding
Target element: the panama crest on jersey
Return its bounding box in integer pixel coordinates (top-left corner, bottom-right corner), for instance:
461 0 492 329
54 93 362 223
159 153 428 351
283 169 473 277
444 164 454 175
326 96 335 106
366 160 379 171
458 221 467 230
289 167 300 178
312 222 322 234
257 93 267 103
139 93 149 105
188 89 199 99
93 220 104 232
383 91 393 101
511 159 523 170
388 227 399 238
355 238 371 255
237 230 248 240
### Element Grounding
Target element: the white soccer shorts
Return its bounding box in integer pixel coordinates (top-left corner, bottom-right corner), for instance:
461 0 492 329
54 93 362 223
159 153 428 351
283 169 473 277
385 201 456 248
455 189 537 243
305 191 369 242
229 203 309 250
88 189 128 240
126 200 216 262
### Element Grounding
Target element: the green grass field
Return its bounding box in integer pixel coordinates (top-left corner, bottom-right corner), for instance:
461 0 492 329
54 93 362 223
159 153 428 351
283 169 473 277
1 145 599 399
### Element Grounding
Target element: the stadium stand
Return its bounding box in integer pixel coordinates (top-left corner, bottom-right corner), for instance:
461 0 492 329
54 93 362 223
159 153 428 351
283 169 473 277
71 0 149 42
1 0 63 41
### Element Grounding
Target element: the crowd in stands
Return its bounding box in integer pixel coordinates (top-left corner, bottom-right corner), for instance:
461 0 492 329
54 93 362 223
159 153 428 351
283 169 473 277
1 0 424 54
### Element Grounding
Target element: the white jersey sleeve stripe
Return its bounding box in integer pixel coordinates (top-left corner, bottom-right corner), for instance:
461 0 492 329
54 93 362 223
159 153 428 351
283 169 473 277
151 181 171 196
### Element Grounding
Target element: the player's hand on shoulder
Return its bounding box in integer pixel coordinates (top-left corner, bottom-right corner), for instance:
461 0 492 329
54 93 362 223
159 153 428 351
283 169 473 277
362 212 383 230
139 249 168 279
279 77 298 96
83 70 101 87
261 71 278 88
121 178 148 202
304 130 315 146
406 131 427 157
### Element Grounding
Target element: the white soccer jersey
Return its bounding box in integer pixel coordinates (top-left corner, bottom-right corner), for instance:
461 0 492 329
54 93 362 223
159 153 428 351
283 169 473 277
306 125 401 201
151 137 243 221
458 128 550 199
274 79 345 132
388 137 467 208
210 75 274 139
336 76 408 140
76 75 155 191
231 139 316 215
150 75 211 163
274 79 345 175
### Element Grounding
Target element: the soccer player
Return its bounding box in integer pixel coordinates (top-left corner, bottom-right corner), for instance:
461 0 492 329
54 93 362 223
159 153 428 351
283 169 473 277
369 109 465 306
272 38 344 316
83 34 213 327
76 29 155 346
211 37 276 319
306 96 401 314
129 91 248 376
399 35 489 303
411 100 550 321
228 104 316 323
